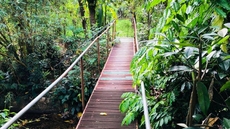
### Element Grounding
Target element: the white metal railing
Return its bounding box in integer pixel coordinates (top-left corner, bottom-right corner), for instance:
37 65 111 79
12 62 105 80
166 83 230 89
141 81 151 129
0 20 115 129
133 17 151 129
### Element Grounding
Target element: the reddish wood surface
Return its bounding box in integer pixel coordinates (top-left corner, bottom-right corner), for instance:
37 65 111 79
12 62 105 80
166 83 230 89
76 38 136 129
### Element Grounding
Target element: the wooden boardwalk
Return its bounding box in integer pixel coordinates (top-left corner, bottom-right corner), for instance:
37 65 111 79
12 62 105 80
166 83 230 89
76 38 136 129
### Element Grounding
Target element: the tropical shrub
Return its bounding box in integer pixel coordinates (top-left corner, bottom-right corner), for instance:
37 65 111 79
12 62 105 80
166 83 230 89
0 1 116 123
120 0 230 128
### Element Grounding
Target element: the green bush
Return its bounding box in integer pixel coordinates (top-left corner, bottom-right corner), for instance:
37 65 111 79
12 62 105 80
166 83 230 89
116 19 133 37
120 1 230 128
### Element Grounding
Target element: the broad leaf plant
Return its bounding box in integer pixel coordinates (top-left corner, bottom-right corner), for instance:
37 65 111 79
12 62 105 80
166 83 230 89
120 0 230 128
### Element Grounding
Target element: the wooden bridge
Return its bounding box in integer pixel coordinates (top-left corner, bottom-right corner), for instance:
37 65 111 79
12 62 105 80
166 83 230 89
76 37 137 129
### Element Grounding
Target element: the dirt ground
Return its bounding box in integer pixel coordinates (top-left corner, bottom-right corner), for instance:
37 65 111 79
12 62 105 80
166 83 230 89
18 113 78 129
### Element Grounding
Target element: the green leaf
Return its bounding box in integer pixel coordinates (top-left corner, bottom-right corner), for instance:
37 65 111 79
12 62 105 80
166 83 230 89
192 114 203 122
122 112 135 125
168 28 173 41
224 55 230 60
215 7 227 18
187 17 198 28
121 92 134 98
155 120 160 128
172 1 180 11
157 17 166 32
219 59 230 71
223 118 230 128
186 5 193 14
146 0 166 10
162 51 178 57
171 20 180 32
221 44 228 53
169 66 193 72
196 82 210 115
198 27 208 34
171 42 195 47
211 13 224 29
164 116 169 124
218 72 227 79
181 82 186 92
163 7 171 19
218 0 230 10
217 35 229 45
168 92 176 105
176 14 185 22
119 100 129 113
0 113 6 119
218 28 228 37
202 32 217 36
202 35 214 40
88 58 96 65
160 118 164 126
184 47 199 58
206 51 216 62
224 23 230 28
220 80 230 92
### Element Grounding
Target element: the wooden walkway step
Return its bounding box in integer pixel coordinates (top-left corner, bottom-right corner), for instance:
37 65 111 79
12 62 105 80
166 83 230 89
76 38 136 129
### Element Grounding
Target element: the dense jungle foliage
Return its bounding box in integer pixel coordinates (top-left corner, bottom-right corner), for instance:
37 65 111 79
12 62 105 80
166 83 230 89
0 0 121 128
119 0 230 129
2 0 230 129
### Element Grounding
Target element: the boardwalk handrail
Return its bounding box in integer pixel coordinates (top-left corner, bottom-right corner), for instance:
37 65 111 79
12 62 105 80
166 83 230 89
133 17 151 129
1 20 116 129
141 82 151 129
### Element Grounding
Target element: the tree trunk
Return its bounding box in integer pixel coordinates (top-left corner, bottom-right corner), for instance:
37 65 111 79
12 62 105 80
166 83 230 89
78 0 87 36
87 0 97 26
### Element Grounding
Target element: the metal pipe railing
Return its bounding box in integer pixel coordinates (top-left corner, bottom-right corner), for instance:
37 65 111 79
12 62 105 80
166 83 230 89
133 17 151 129
1 20 116 129
141 81 151 129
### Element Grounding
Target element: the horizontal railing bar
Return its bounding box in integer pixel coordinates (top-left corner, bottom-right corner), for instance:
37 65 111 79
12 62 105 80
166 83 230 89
0 20 115 129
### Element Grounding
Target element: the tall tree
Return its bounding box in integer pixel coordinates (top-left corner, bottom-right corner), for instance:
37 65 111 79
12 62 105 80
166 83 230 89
78 0 87 30
87 0 97 26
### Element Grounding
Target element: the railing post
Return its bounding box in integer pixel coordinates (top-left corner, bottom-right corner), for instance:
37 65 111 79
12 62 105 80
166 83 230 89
106 29 110 57
80 57 85 110
112 20 116 41
133 18 138 53
114 20 116 39
97 39 100 72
